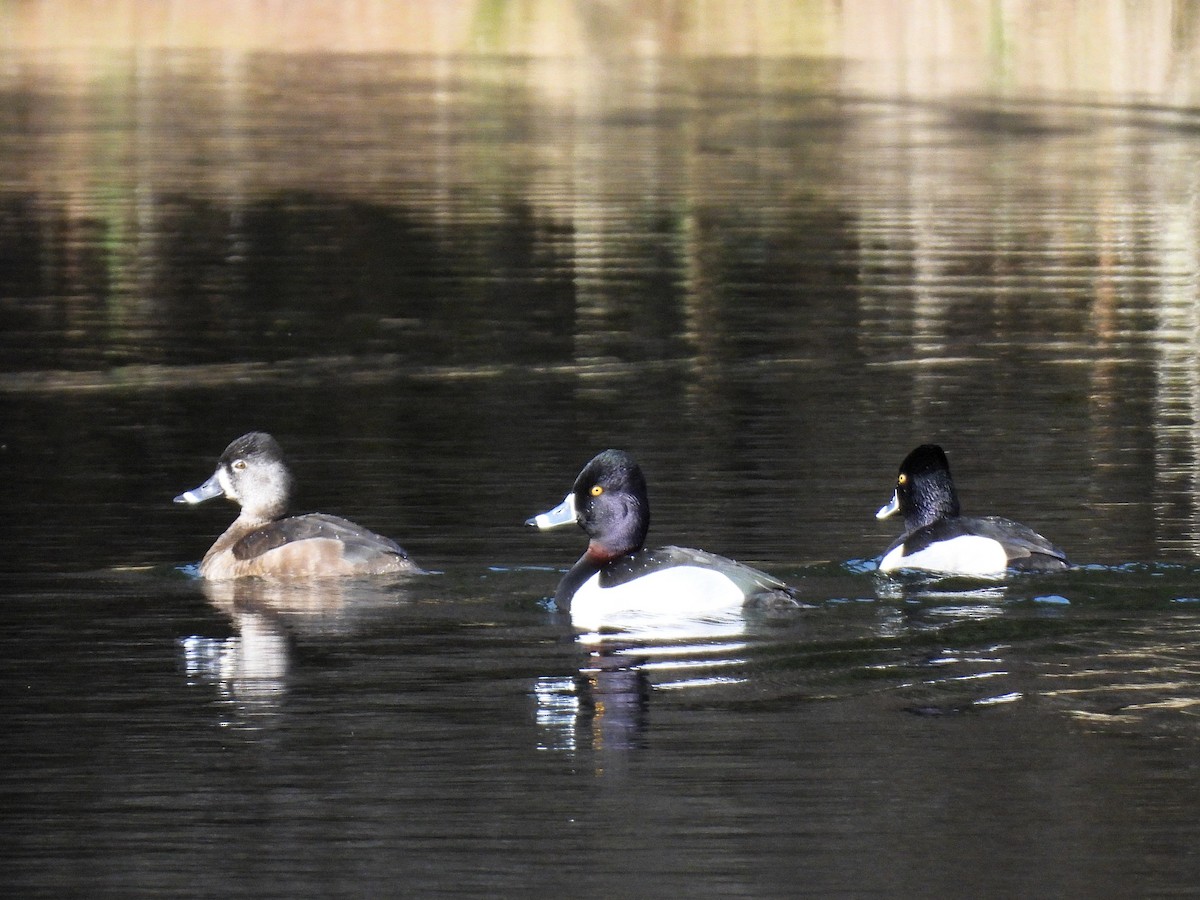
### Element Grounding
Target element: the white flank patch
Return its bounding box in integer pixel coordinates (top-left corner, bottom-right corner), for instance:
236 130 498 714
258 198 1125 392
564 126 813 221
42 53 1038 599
879 534 1009 576
570 565 748 643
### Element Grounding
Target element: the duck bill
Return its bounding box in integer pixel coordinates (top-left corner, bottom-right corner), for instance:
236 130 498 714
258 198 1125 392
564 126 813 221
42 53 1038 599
876 490 900 520
174 472 225 505
525 492 578 530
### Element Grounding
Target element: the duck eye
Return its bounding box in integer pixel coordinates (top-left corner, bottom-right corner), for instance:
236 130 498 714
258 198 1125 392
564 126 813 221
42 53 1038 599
589 484 604 497
233 460 247 471
897 473 907 485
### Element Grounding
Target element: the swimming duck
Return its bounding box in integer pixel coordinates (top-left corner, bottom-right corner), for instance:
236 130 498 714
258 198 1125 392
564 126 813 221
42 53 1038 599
526 449 797 632
876 443 1069 576
174 431 420 580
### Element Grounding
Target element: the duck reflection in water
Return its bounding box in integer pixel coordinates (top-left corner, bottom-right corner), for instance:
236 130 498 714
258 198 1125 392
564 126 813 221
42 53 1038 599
181 581 295 712
535 654 652 759
181 577 412 715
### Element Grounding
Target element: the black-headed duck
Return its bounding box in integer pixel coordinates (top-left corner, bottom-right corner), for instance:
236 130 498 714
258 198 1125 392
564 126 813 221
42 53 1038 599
527 449 798 633
876 443 1069 576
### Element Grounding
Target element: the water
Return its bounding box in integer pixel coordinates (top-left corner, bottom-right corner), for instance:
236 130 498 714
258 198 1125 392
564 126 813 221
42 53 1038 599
5 6 1200 896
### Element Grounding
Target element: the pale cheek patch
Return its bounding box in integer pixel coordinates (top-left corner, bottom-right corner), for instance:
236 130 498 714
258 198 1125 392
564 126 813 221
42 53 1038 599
879 535 1009 576
218 468 238 501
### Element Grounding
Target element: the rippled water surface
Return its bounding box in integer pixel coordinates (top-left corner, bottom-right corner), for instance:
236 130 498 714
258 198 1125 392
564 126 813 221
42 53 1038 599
5 6 1200 896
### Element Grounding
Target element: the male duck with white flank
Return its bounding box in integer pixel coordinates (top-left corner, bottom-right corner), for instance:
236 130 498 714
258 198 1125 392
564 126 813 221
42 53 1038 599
876 443 1069 576
175 432 421 580
527 449 798 633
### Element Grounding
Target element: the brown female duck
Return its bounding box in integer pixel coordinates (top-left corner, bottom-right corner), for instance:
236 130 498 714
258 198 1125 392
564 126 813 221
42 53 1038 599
175 432 421 580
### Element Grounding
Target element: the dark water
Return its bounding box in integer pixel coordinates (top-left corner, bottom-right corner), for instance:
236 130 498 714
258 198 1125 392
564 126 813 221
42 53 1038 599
5 41 1200 897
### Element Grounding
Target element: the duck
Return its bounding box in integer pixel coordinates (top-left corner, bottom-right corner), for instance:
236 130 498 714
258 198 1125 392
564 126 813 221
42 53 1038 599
526 449 798 633
875 443 1069 576
174 431 421 580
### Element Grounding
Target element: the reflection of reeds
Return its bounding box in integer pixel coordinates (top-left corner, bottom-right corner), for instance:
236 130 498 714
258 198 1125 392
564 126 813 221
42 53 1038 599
4 2 1198 99
0 354 700 394
5 0 1200 566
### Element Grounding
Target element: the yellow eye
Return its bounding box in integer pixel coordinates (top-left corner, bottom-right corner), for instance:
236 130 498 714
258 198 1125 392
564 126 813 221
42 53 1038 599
233 460 247 471
590 484 604 497
897 473 907 485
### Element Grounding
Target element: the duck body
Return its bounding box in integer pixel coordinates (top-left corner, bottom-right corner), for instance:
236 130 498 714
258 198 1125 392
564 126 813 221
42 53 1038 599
175 432 420 580
527 449 797 633
876 444 1068 576
563 544 791 634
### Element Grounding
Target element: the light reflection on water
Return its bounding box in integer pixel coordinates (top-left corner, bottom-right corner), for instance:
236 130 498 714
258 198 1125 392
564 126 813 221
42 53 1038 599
5 15 1200 897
